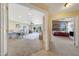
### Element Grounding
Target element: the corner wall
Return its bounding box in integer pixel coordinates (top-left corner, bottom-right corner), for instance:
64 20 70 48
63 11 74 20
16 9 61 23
0 3 1 55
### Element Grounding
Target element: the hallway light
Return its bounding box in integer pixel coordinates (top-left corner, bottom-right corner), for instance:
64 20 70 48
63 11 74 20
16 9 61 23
64 3 72 7
18 16 22 18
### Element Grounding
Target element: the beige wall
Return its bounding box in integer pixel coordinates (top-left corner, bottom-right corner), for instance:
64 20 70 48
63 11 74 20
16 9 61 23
31 3 48 11
52 10 79 19
48 14 52 41
0 3 1 55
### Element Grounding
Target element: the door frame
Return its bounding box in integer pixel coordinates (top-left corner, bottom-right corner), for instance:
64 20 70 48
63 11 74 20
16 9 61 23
51 16 79 47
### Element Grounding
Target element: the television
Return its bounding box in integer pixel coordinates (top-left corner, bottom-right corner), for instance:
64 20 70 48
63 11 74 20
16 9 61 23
70 32 74 36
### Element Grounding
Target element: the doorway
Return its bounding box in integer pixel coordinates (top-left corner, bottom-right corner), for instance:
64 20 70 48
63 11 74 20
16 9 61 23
7 3 46 56
50 16 79 55
0 4 48 55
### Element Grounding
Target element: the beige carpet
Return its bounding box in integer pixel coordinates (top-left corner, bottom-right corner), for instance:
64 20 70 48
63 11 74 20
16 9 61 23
8 35 79 56
31 49 61 56
8 32 44 56
50 36 79 56
8 39 44 56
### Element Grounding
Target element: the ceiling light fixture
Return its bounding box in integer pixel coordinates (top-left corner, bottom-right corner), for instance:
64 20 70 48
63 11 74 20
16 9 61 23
18 16 22 18
28 8 32 16
28 12 32 16
64 3 72 7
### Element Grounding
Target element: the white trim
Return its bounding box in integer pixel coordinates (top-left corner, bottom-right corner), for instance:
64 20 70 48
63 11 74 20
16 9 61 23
0 4 1 55
51 17 53 41
1 3 5 56
1 3 4 56
1 3 8 56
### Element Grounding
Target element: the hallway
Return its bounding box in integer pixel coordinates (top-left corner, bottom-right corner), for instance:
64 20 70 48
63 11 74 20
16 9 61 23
32 36 79 56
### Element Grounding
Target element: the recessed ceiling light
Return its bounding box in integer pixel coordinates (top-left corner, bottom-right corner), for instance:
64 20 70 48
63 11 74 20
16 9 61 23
64 3 72 7
18 16 22 18
28 13 32 16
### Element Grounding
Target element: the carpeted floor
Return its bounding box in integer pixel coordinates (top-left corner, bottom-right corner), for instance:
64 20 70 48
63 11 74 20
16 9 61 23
8 32 44 56
50 36 79 56
7 34 79 56
8 39 44 56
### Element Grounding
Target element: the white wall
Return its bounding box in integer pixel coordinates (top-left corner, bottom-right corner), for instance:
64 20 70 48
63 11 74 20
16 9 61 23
8 20 29 33
8 3 44 25
67 18 74 32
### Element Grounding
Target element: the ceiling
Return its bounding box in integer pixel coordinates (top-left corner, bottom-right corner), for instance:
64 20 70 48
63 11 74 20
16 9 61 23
8 3 45 25
8 3 79 23
44 3 79 14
